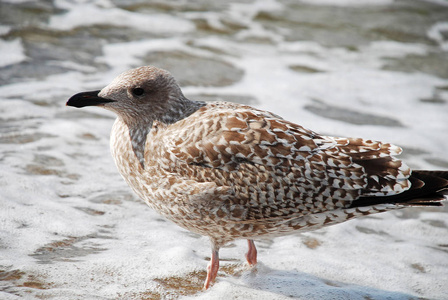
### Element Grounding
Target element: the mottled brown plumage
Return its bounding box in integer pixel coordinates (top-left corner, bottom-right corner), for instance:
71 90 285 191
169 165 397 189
67 66 447 289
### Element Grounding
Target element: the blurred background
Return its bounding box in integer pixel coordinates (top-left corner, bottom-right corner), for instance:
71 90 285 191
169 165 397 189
1 0 447 299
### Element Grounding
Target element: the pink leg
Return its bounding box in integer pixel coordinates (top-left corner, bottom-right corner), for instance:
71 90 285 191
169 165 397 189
245 239 257 266
203 248 219 290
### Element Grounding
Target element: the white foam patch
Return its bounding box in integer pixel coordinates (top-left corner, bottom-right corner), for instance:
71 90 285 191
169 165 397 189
297 0 394 6
0 0 37 2
0 39 27 67
427 22 448 51
0 25 11 36
48 3 194 33
99 38 187 71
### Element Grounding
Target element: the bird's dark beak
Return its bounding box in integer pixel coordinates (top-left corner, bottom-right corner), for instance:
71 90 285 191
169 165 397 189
66 90 115 108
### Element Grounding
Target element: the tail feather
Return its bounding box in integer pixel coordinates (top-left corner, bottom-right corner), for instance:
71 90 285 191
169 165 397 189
350 170 448 208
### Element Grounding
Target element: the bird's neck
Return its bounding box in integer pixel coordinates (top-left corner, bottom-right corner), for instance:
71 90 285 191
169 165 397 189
111 118 148 173
114 97 205 169
110 118 157 204
158 95 206 125
128 124 151 168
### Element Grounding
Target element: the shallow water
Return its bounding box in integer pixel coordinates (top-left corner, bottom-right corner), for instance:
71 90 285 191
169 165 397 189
1 0 448 299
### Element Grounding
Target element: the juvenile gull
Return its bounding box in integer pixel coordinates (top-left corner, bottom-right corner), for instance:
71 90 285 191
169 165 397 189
67 66 448 289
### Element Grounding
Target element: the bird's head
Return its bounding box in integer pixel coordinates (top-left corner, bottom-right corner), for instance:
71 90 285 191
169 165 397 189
67 66 189 125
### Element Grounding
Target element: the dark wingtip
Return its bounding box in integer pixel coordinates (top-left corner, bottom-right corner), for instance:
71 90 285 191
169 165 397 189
66 90 114 108
351 170 448 209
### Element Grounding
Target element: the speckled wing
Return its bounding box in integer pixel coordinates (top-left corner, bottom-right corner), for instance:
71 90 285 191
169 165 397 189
166 102 411 219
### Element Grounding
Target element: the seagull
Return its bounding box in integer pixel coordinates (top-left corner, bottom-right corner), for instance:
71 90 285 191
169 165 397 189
67 66 447 289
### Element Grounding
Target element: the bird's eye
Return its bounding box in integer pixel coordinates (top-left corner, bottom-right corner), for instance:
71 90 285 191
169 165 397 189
132 88 144 96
